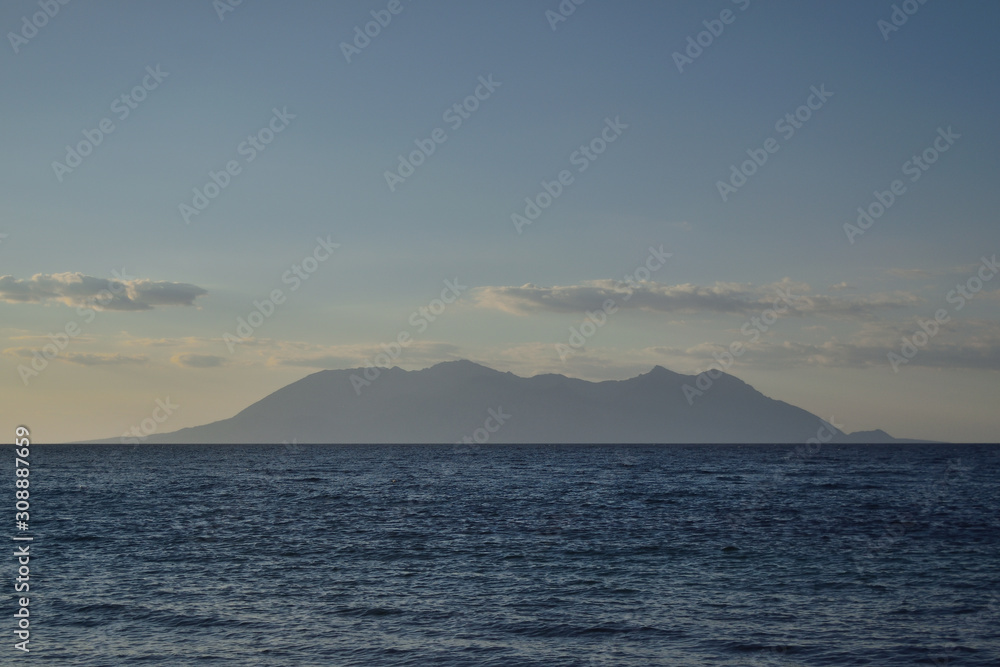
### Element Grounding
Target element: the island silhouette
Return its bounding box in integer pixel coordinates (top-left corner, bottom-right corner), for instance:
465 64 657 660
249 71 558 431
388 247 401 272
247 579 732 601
82 360 926 445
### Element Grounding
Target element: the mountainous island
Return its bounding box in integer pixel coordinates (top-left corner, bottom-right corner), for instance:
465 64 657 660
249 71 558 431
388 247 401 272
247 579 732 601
86 360 922 444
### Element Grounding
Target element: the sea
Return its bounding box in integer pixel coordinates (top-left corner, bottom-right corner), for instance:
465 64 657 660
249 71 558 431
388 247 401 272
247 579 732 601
17 443 1000 665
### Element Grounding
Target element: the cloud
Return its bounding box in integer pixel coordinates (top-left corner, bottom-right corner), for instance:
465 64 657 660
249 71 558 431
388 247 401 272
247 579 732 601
473 279 919 320
736 339 1000 371
686 319 1000 372
886 264 984 280
473 280 784 316
1 347 148 365
6 333 96 344
122 336 212 348
792 291 922 318
171 354 229 368
261 316 1000 376
63 353 148 366
0 273 207 310
2 347 36 359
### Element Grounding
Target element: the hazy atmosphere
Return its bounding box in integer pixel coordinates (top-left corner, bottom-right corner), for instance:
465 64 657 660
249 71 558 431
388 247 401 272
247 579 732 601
4 3 1000 665
3 0 998 443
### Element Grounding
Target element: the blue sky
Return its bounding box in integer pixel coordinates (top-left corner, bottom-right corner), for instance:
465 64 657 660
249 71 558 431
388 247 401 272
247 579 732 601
2 0 998 442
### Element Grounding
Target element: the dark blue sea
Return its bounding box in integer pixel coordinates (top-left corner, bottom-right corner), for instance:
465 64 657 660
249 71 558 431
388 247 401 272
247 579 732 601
18 443 1000 665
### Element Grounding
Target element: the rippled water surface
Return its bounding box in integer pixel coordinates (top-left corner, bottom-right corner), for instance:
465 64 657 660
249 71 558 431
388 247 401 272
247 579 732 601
19 443 1000 665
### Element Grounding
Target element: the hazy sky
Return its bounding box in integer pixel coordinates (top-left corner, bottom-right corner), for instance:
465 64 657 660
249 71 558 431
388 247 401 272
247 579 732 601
2 0 998 443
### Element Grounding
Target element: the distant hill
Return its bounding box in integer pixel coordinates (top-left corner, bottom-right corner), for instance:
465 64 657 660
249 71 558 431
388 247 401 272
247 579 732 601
80 360 928 445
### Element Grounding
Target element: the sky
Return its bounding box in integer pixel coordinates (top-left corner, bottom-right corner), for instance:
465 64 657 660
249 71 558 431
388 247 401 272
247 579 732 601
1 0 998 443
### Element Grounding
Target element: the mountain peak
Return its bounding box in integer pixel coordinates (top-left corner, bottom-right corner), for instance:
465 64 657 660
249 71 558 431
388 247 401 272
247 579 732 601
431 359 489 369
427 359 500 375
633 365 684 383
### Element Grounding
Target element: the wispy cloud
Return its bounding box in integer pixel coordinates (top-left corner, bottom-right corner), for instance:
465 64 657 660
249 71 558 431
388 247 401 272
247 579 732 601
171 354 229 368
2 347 147 366
886 264 984 280
688 319 1000 372
0 273 207 310
473 279 919 320
62 353 149 366
123 336 213 348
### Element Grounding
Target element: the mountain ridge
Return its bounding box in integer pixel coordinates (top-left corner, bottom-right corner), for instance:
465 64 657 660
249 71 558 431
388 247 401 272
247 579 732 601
79 360 932 445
